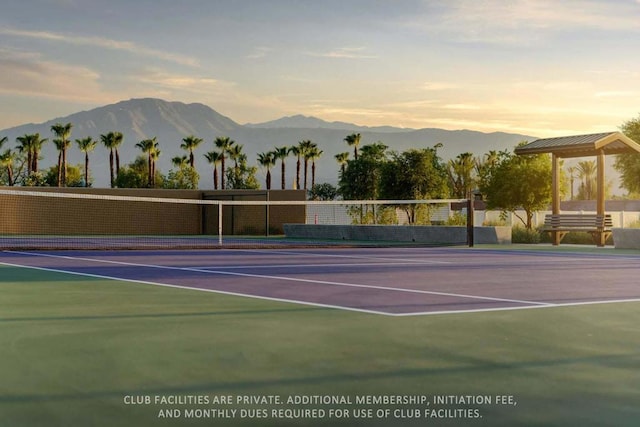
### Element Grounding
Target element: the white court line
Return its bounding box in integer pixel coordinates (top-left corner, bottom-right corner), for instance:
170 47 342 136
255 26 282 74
0 260 391 317
5 251 550 307
4 252 640 317
193 261 449 270
228 249 452 264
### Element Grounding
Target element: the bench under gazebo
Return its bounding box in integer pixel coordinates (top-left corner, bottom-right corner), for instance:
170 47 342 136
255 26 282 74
514 132 640 246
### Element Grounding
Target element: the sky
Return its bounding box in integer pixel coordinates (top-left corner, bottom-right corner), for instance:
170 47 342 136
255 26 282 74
1 0 640 137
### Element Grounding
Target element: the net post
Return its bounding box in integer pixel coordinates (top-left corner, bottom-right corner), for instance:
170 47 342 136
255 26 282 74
218 202 223 246
466 198 474 247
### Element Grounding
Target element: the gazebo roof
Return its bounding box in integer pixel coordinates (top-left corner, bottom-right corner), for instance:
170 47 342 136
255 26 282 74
514 131 640 158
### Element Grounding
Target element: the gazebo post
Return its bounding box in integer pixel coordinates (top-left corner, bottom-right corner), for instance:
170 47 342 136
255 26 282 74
596 149 606 246
551 153 561 245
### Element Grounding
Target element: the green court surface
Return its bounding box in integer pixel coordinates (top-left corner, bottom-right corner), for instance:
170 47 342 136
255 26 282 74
2 260 640 427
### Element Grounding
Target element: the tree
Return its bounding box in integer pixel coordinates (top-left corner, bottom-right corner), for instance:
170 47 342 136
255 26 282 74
136 137 159 187
308 145 323 189
614 115 640 196
344 133 362 160
76 136 97 187
50 122 73 186
115 156 165 188
297 140 315 190
335 152 349 175
113 131 124 176
224 157 259 190
291 145 302 190
165 161 199 189
180 135 203 168
214 136 235 189
16 133 47 175
101 132 121 188
379 148 450 224
309 183 338 201
480 146 552 229
273 146 290 190
575 160 596 200
447 152 476 198
0 149 16 186
204 151 223 189
44 164 84 187
257 152 276 190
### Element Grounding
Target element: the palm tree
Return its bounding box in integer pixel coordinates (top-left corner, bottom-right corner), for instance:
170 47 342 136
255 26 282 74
273 146 290 190
298 140 315 190
150 141 161 187
101 132 118 188
257 152 276 190
52 138 66 186
228 144 244 185
567 166 576 200
16 133 47 175
335 152 349 175
214 136 235 189
290 145 302 190
180 135 203 168
576 160 597 200
0 149 16 186
308 146 323 189
171 155 189 168
204 151 223 189
0 136 7 151
113 132 124 176
344 133 361 160
447 152 475 198
50 122 73 186
76 136 97 187
136 137 158 187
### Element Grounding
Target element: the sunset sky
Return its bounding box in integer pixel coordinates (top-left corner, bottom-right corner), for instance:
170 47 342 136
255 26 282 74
2 0 640 137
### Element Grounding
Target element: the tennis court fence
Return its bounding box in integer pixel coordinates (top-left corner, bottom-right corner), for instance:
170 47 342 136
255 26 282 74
0 188 473 249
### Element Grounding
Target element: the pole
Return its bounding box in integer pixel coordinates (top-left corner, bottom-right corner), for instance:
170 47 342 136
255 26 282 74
467 198 474 247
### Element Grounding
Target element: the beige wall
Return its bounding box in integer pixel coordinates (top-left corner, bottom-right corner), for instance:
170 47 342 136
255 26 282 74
0 187 306 236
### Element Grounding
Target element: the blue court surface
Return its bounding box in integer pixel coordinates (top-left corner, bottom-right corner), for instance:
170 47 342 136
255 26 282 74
2 246 639 316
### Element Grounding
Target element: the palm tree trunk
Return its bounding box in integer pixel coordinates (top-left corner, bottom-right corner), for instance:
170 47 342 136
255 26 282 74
220 157 226 190
7 165 13 186
296 157 301 190
213 168 218 190
281 161 286 190
266 170 271 190
62 147 67 186
109 150 115 188
312 161 316 188
85 153 90 187
57 152 63 187
116 150 121 176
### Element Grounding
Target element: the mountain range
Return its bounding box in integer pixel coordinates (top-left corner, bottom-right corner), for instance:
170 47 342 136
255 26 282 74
0 98 536 189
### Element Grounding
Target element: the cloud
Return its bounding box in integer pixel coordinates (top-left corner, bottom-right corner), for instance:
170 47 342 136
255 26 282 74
0 48 114 103
422 82 460 91
406 0 640 45
136 70 219 90
246 47 273 60
0 27 200 67
306 47 377 59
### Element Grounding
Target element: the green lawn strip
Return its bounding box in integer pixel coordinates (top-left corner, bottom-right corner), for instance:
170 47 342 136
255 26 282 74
1 264 639 426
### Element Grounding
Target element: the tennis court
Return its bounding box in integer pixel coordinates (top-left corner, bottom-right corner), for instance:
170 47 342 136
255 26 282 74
2 247 640 316
2 245 640 426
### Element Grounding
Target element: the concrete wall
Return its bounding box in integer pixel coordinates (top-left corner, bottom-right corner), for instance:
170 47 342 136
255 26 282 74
283 224 511 245
612 228 640 249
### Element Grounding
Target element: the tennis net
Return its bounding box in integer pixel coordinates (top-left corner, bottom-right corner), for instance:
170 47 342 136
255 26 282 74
0 188 473 250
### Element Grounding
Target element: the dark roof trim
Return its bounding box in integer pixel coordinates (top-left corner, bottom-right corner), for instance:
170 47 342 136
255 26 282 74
514 132 640 158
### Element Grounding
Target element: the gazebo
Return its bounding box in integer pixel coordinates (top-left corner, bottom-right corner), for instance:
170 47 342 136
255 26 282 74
514 132 640 246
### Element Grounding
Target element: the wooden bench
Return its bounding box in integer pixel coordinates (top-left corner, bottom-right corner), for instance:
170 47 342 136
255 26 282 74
542 214 613 245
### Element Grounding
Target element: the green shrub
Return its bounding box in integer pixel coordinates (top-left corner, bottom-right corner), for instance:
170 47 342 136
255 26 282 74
511 226 542 244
